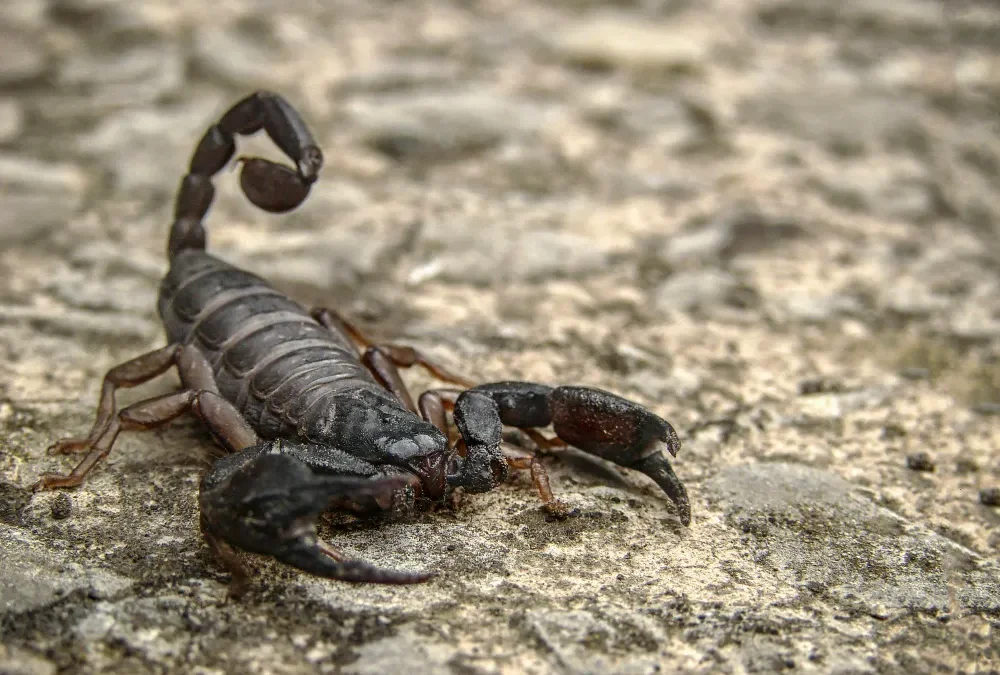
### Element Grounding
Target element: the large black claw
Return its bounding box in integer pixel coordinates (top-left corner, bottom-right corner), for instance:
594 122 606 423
276 539 435 585
549 386 690 525
629 453 691 526
201 451 432 584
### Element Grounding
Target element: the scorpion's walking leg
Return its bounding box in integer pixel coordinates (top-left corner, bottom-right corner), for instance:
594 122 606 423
498 442 574 517
311 308 476 403
447 383 690 526
170 91 323 257
33 346 258 491
416 389 460 437
46 344 184 456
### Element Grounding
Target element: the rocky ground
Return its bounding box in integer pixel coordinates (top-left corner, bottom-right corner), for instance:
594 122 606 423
2 0 1000 673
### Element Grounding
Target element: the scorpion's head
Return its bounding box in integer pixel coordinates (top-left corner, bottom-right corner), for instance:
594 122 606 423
377 425 451 502
305 390 454 503
376 393 512 501
364 403 452 502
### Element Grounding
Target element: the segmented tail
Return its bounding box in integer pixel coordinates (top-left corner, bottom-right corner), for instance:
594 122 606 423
168 91 323 260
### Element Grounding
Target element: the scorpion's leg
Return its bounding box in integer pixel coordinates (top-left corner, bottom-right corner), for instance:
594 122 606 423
498 441 575 517
311 308 477 390
46 344 183 456
200 514 251 596
448 383 690 526
361 347 420 413
199 444 433 585
34 345 257 491
170 91 322 255
417 389 461 437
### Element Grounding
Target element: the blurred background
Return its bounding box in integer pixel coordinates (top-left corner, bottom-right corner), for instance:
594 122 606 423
1 1 999 673
1 1 998 333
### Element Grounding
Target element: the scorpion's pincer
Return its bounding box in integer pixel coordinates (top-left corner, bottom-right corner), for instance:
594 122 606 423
200 450 434 584
447 390 510 493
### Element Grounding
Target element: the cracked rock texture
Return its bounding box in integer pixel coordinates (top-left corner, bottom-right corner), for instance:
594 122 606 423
2 0 1000 673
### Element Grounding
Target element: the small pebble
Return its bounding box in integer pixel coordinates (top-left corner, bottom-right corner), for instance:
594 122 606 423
980 488 1000 507
50 492 72 520
353 92 543 163
905 452 935 472
0 30 47 85
898 367 930 381
0 99 23 143
955 458 979 474
798 377 841 396
0 481 31 524
805 580 826 594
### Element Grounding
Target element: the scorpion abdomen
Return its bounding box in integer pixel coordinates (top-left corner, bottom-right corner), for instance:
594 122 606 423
158 250 384 438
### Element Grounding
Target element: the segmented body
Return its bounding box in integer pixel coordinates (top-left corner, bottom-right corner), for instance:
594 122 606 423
33 91 690 589
158 249 394 441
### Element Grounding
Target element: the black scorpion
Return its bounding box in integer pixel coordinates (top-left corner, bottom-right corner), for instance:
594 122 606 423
33 92 689 587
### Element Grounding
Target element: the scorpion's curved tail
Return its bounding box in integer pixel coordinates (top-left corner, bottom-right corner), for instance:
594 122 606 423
169 91 324 260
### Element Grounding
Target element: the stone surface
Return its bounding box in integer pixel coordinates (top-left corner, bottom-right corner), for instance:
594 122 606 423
193 20 295 90
351 91 549 162
0 29 47 85
1 531 134 614
0 154 89 243
2 0 1000 673
0 99 23 144
705 463 999 618
546 13 716 74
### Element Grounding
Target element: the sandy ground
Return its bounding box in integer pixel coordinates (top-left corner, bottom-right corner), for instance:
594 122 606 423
1 0 999 673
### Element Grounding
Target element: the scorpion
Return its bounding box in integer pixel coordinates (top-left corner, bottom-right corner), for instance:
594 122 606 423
33 91 689 587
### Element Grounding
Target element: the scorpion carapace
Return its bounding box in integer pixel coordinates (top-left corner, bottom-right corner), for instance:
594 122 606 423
33 91 690 589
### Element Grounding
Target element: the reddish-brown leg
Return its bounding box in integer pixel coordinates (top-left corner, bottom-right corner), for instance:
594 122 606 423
417 389 462 438
361 347 419 413
33 388 258 491
311 307 477 388
201 513 251 597
501 443 574 518
34 346 257 491
316 540 348 562
521 429 569 453
369 343 477 389
48 344 182 455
